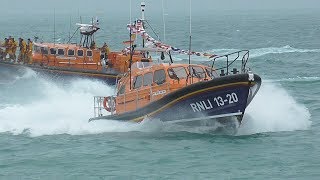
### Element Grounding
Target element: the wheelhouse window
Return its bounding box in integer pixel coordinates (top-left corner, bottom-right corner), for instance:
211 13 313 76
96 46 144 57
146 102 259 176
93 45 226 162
143 72 153 86
68 49 75 56
205 68 219 78
87 50 93 57
77 49 84 56
168 66 187 80
40 47 48 55
133 75 143 89
34 46 41 53
190 66 206 78
50 48 57 55
58 49 65 56
154 69 166 85
118 84 125 95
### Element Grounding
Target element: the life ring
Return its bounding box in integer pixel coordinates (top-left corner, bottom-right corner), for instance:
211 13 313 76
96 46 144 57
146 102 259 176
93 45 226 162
103 96 116 112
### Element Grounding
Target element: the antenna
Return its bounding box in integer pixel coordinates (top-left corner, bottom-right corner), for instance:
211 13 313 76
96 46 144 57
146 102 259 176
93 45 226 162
162 0 166 42
141 1 146 21
129 27 133 90
141 1 146 55
54 8 56 45
129 0 132 23
69 15 71 41
188 0 192 83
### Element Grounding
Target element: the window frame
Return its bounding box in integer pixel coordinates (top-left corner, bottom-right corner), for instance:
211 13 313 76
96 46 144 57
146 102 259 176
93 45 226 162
118 84 125 95
143 72 153 86
133 75 143 89
50 48 57 55
153 69 166 85
40 47 49 55
190 66 206 78
77 49 84 57
167 66 188 79
67 49 75 56
86 50 93 57
57 48 65 56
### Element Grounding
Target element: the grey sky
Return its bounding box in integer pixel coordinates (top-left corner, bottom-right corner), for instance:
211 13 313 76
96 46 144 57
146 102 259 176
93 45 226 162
1 0 319 16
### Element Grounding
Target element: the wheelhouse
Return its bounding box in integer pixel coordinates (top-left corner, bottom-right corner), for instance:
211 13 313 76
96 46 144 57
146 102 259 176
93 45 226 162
115 62 218 114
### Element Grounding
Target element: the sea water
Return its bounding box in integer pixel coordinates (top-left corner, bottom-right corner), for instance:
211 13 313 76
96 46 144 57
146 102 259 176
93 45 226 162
0 1 319 179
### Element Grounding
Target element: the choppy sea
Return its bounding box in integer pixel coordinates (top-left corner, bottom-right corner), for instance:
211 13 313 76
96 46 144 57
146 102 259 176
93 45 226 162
0 5 319 179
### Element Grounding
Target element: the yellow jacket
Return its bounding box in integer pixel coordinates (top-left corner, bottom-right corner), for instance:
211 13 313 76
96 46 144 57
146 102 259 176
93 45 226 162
20 41 27 53
105 46 110 55
6 39 13 53
27 42 33 54
12 41 18 52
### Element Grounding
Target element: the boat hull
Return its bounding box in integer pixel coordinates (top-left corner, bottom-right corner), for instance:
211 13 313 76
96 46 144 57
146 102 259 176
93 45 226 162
0 61 117 84
90 73 261 125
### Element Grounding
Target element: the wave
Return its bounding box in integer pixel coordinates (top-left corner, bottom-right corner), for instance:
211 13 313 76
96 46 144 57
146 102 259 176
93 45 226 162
210 45 320 58
0 68 36 85
264 76 320 83
166 45 320 62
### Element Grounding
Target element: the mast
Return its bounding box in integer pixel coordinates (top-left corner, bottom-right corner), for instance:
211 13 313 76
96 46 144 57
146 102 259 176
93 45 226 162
129 27 133 90
129 0 134 90
162 0 166 42
130 0 132 23
141 2 146 50
54 8 56 46
69 15 71 41
141 1 145 21
188 0 192 83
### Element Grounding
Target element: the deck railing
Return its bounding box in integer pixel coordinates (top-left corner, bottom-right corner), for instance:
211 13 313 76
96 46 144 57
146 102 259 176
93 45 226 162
210 50 250 75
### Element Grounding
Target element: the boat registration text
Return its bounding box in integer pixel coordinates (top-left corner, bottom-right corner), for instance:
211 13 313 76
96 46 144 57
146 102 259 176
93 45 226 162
190 93 239 112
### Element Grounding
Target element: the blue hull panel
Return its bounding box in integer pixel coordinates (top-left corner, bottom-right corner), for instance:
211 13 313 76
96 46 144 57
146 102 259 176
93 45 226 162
155 85 249 122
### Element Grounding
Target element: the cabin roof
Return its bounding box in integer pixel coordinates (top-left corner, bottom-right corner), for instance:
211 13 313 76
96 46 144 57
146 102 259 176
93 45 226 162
34 42 93 50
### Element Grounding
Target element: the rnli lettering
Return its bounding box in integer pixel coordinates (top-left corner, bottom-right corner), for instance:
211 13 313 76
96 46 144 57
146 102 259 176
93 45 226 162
153 90 167 96
189 93 239 112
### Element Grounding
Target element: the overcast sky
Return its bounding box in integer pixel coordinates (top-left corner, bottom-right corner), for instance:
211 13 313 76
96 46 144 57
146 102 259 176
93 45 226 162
1 0 319 16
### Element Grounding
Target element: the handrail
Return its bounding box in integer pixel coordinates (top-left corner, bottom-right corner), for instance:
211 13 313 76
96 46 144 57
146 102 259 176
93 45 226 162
210 50 249 74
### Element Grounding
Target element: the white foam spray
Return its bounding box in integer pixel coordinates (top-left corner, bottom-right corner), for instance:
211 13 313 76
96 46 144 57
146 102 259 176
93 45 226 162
237 82 311 135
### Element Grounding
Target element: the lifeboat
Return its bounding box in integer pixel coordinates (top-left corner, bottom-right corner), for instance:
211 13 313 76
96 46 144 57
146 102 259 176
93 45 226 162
0 17 151 85
89 49 261 131
30 42 150 83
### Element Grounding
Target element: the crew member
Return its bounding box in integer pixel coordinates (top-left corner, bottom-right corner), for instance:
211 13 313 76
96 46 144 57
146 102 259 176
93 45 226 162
0 38 8 59
6 37 13 61
90 41 96 49
18 38 27 63
11 38 18 61
26 38 33 64
101 42 110 59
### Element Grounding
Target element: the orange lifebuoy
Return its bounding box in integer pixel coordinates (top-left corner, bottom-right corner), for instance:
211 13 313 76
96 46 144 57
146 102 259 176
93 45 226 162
103 96 116 112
